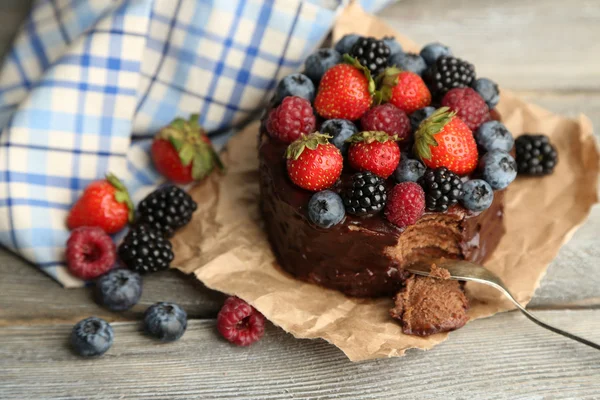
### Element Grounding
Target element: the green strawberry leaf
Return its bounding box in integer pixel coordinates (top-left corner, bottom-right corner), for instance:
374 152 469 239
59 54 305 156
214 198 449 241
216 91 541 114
345 131 398 144
343 54 375 96
413 107 455 161
106 173 135 222
178 143 195 166
285 133 332 160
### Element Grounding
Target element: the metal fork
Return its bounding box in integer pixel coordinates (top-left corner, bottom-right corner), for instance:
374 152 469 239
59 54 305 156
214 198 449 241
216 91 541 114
406 259 600 351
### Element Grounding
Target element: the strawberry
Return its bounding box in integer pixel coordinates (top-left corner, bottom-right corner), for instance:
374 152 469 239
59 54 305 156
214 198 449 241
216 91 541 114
376 67 431 114
67 173 134 234
286 133 343 191
314 55 374 120
151 114 223 184
414 107 478 176
347 131 401 179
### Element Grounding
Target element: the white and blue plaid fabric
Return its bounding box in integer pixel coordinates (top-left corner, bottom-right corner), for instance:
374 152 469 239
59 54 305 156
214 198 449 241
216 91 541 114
0 0 392 287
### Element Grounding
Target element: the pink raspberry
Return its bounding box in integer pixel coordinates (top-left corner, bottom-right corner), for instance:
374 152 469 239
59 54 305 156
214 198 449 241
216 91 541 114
217 296 265 346
384 182 425 228
441 87 490 131
360 103 411 140
266 96 316 143
66 227 116 280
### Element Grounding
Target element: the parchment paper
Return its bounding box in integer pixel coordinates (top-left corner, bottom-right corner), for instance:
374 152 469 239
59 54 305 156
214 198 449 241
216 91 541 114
172 3 600 361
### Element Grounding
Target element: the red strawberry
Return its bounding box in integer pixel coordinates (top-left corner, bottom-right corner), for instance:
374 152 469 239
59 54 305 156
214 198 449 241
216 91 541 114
347 131 400 178
414 107 478 176
384 182 425 228
377 67 431 114
314 56 374 120
67 173 134 234
286 133 343 191
151 114 223 184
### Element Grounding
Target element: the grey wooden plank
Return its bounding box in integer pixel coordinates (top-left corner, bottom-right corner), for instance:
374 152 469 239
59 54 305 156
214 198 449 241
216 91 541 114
1 310 600 399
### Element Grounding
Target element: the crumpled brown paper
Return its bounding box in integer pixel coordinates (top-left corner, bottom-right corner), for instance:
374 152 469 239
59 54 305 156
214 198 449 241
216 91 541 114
172 4 600 361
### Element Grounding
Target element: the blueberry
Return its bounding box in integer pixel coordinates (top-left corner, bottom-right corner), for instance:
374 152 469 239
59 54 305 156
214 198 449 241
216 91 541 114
95 269 142 311
273 73 315 105
394 157 426 183
475 121 514 153
383 36 403 56
409 106 436 132
479 150 517 190
320 119 358 155
420 42 453 66
304 48 342 83
461 179 494 212
144 302 187 342
334 34 361 55
473 78 500 108
389 52 427 76
307 190 345 228
71 317 114 357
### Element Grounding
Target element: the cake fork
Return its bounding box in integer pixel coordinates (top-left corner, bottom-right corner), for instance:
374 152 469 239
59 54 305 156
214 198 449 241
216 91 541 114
406 259 600 351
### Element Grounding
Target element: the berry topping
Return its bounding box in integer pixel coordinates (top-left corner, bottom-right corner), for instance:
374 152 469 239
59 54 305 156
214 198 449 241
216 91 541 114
427 56 476 97
418 167 464 212
420 42 453 66
414 107 478 176
441 87 490 131
286 133 343 191
320 119 358 155
137 185 198 238
475 120 514 153
394 156 426 183
308 190 345 228
461 179 494 212
266 96 316 143
350 36 391 76
383 36 403 56
478 150 517 190
409 106 436 132
472 77 500 109
118 224 174 274
378 68 432 114
66 227 116 280
360 103 411 140
144 302 187 342
71 317 114 357
95 269 142 311
304 48 342 83
389 52 427 76
384 182 426 228
217 296 266 346
515 134 558 176
347 131 401 178
342 171 387 216
273 73 315 105
334 34 361 55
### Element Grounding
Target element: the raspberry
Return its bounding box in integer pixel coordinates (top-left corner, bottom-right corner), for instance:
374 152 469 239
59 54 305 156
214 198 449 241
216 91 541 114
266 96 316 143
441 87 490 131
384 182 425 228
360 104 411 140
217 296 265 346
66 227 116 280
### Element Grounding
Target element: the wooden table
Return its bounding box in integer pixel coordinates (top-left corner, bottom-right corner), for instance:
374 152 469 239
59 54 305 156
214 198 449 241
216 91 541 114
1 1 599 398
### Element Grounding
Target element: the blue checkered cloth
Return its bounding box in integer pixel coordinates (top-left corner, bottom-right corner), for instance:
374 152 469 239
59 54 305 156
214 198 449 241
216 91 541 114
0 0 393 287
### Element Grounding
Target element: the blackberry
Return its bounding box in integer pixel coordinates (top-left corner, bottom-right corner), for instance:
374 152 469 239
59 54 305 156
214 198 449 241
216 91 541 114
138 185 197 237
515 134 558 176
118 225 174 274
427 56 475 97
342 172 387 216
418 167 463 212
350 37 391 76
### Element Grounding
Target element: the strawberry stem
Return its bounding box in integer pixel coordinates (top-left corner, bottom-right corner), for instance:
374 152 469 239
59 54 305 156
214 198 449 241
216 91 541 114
106 173 135 222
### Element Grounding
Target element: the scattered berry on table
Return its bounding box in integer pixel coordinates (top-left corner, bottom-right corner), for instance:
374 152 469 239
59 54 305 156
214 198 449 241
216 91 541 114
441 87 490 131
414 107 478 176
71 317 114 357
418 167 464 212
286 133 343 191
347 131 401 178
307 190 345 228
144 302 187 342
95 269 142 311
67 173 134 234
384 182 425 228
426 56 476 98
461 179 494 212
383 36 403 56
394 156 426 183
118 224 174 274
342 171 387 216
334 34 361 55
478 150 517 190
409 106 436 132
266 96 316 144
66 227 116 280
360 103 411 140
273 73 315 104
420 42 453 66
475 120 514 153
472 77 500 109
137 185 197 238
515 134 558 176
304 48 342 83
350 36 391 76
389 52 427 76
379 68 431 114
217 296 266 346
320 119 358 155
